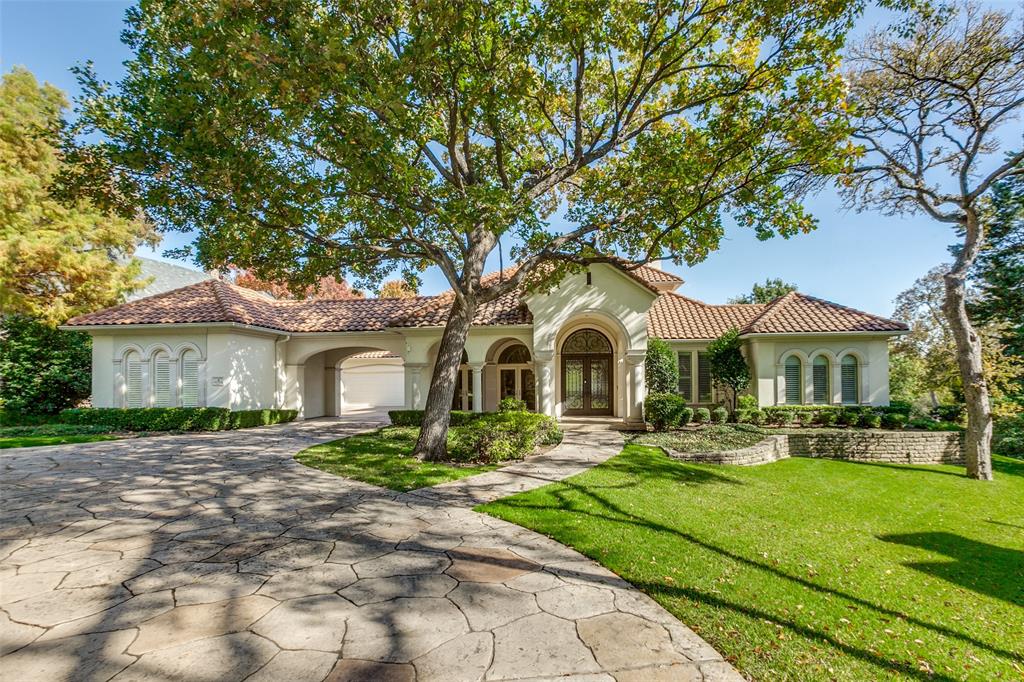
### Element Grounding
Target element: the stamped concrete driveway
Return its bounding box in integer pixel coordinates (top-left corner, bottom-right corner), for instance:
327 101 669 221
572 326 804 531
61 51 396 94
0 417 739 682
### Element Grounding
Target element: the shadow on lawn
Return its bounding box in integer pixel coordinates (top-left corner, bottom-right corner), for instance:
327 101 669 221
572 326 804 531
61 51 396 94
487 467 1020 676
880 532 1024 606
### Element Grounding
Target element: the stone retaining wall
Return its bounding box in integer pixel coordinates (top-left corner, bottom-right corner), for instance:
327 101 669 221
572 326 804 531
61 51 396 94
667 430 964 466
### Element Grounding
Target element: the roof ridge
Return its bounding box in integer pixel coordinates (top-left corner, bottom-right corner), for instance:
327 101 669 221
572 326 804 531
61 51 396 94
65 279 216 325
741 290 798 333
787 291 907 327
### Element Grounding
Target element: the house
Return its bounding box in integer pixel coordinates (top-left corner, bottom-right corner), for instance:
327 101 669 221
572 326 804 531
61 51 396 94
64 263 908 424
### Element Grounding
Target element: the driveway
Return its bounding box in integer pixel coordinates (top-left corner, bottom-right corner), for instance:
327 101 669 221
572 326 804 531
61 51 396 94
0 418 738 681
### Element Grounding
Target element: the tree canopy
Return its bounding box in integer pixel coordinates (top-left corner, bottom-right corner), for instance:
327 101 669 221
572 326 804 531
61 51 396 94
0 68 154 324
728 278 797 304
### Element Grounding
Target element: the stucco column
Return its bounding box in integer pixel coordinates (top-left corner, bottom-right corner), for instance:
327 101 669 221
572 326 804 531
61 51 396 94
624 350 646 424
534 350 556 418
404 362 427 409
283 364 303 417
470 363 484 413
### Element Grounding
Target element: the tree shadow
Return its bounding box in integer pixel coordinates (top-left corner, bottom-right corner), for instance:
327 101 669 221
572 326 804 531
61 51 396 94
879 532 1024 606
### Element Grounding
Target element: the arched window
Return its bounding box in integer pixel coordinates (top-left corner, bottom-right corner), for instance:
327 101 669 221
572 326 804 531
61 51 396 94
841 355 859 404
812 356 830 404
498 344 531 364
124 351 144 408
784 356 802 405
562 329 612 354
180 350 201 407
152 351 173 407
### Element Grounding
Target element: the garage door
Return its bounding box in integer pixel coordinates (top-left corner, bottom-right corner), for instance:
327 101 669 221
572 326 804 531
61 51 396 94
339 357 405 408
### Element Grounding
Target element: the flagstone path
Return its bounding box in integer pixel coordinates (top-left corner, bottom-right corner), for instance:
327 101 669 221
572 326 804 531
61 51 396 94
0 417 740 681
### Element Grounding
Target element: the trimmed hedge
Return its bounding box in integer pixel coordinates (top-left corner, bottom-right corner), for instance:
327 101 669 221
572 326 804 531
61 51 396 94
447 411 562 463
388 410 480 427
644 393 689 431
57 407 297 432
694 407 712 425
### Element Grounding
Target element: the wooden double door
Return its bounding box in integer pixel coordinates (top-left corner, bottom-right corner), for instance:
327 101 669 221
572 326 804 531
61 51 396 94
561 354 612 416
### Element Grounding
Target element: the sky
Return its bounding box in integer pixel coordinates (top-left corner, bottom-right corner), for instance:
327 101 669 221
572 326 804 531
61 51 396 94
2 0 1020 315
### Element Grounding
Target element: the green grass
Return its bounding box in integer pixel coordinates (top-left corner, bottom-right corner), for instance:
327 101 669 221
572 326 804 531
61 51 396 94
479 445 1024 681
631 424 767 452
295 426 499 492
0 433 121 448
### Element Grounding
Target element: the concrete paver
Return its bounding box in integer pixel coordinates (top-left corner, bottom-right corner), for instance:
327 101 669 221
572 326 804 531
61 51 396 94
0 417 739 681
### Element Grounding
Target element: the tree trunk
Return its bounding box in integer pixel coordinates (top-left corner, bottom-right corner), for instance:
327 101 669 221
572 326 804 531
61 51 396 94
412 295 476 461
943 210 993 480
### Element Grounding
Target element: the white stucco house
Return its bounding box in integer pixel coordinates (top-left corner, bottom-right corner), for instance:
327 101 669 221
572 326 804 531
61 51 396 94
64 263 908 424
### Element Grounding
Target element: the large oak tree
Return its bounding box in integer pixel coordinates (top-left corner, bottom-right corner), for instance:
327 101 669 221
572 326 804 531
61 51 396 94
843 2 1024 479
80 0 865 459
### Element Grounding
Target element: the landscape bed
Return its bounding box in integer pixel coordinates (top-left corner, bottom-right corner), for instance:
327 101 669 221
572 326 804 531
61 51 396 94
479 445 1024 681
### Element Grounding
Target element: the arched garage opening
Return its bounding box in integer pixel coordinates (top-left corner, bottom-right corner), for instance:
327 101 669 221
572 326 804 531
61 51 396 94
301 346 405 418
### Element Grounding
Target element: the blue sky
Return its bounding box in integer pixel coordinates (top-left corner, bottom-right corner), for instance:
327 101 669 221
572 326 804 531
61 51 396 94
2 0 1019 314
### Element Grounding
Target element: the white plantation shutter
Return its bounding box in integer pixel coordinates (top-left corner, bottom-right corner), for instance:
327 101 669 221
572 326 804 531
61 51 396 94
125 354 143 407
841 356 858 404
812 356 829 404
784 356 802 405
181 351 200 407
153 353 172 407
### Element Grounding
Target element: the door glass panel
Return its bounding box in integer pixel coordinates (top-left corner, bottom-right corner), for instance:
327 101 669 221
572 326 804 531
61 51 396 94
500 369 516 400
564 359 584 410
521 369 536 411
590 359 610 410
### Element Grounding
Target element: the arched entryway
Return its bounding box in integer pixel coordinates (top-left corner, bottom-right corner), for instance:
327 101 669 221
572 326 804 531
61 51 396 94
560 329 613 416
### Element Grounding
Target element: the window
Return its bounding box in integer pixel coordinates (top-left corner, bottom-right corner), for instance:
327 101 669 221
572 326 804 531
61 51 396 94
784 356 802 405
125 352 143 407
697 352 712 402
498 344 531 364
841 355 858 404
153 352 172 407
677 352 693 401
181 350 200 407
812 356 829 404
563 329 612 354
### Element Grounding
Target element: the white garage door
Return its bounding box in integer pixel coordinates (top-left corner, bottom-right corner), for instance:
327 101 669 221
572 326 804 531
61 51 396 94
339 358 405 408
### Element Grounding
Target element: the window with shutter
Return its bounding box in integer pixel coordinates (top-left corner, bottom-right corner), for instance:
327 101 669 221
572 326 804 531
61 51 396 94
697 352 712 402
812 356 829 404
153 353 172 407
784 356 802 404
125 353 143 407
677 352 693 401
841 356 858 404
181 351 200 407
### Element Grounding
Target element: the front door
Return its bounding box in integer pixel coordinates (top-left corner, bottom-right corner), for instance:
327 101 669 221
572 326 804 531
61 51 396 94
560 329 614 416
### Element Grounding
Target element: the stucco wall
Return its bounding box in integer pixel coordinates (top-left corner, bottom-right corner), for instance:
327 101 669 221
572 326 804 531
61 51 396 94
205 331 277 410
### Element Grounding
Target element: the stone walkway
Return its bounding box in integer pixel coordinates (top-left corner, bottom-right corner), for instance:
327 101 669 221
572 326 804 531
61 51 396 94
0 418 740 681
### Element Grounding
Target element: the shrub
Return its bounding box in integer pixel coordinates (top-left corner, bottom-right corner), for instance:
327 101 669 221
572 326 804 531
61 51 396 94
711 406 729 424
880 413 907 429
994 413 1024 458
737 394 759 411
814 410 838 427
57 407 296 432
693 407 711 424
930 404 966 423
388 410 479 427
734 408 765 426
644 393 688 431
837 409 861 427
447 411 561 463
497 397 527 413
0 410 55 427
762 407 794 426
858 413 882 428
0 315 91 414
645 339 679 395
706 329 751 411
0 423 113 438
678 406 694 426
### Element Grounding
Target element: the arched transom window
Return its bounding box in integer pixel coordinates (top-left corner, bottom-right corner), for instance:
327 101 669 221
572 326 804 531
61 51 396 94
498 344 531 364
562 329 612 354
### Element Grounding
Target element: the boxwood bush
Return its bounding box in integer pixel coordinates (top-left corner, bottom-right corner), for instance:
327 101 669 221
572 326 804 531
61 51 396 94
644 393 689 431
711 406 729 424
57 407 296 432
693 407 712 424
447 411 562 463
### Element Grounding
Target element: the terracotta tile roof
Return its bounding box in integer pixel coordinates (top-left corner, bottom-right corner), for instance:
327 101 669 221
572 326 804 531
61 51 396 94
648 293 768 340
742 291 908 334
67 271 906 338
622 263 684 284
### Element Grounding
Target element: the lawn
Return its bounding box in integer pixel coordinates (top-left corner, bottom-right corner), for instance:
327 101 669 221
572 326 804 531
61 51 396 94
0 433 121 448
631 424 767 452
295 426 499 492
479 445 1024 681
